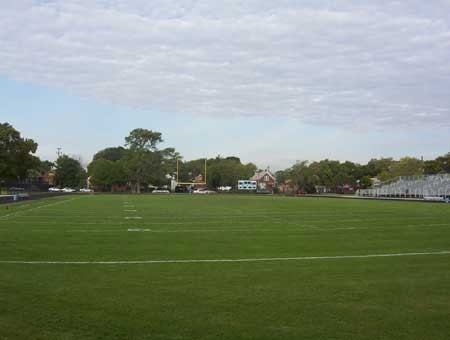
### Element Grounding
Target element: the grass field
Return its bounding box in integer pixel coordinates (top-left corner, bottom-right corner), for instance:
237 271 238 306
1 194 450 340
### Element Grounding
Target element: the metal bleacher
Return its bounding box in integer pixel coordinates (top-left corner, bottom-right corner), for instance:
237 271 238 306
357 174 450 200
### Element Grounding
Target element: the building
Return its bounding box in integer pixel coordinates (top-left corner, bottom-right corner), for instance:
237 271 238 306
250 169 277 191
38 170 56 186
278 179 294 194
192 174 206 188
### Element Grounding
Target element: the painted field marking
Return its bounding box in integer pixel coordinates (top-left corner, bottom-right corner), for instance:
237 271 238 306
3 215 124 221
119 226 363 233
124 210 137 212
6 222 450 233
0 198 77 220
124 216 142 220
24 227 357 233
1 251 449 265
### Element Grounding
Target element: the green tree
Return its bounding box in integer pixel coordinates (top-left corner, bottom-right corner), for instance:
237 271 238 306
360 176 373 188
55 155 87 188
160 147 181 178
365 158 394 177
309 160 334 187
88 159 126 191
178 156 256 188
125 129 162 151
389 157 423 178
205 156 256 188
26 160 53 182
88 159 112 191
93 147 127 162
425 152 450 174
275 169 291 187
178 159 207 182
123 129 170 193
39 160 55 172
0 122 39 179
424 160 441 175
287 161 317 193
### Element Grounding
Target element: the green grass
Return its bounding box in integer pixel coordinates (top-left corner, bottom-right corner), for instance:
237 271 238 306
1 194 450 340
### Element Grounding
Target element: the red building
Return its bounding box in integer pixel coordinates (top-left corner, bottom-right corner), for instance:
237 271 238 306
250 169 277 191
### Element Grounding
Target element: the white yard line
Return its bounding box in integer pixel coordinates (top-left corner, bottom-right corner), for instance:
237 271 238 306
5 222 449 233
108 214 437 221
121 226 363 233
1 251 449 265
25 227 354 233
26 226 359 233
0 198 77 220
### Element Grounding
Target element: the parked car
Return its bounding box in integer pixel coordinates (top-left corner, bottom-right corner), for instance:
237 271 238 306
48 187 62 192
9 187 25 192
193 188 216 195
174 185 189 193
79 188 93 193
152 188 170 194
61 187 76 193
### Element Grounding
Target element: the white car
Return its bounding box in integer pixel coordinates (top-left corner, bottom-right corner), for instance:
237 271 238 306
61 187 76 193
79 188 93 193
152 188 170 194
193 189 216 195
48 187 61 192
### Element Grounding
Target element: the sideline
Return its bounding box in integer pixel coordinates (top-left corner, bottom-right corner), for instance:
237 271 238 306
1 250 449 265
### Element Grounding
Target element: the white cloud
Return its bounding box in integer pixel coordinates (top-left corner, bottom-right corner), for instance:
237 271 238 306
1 0 450 128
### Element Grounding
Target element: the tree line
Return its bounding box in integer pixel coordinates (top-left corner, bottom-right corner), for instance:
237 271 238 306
276 155 450 193
0 122 88 189
88 130 257 192
1 121 449 193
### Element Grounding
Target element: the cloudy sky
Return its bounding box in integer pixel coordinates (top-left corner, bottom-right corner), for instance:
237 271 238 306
1 0 449 169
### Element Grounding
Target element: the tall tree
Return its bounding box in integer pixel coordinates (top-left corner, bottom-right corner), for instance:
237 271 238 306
0 122 39 179
438 152 450 173
88 159 125 191
160 147 181 178
123 129 168 193
206 156 256 188
55 155 87 188
359 176 373 188
389 157 423 178
125 129 162 151
288 161 317 193
93 147 127 162
39 160 55 172
365 158 394 177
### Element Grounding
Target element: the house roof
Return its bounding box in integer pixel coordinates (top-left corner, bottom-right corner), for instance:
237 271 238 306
250 170 276 181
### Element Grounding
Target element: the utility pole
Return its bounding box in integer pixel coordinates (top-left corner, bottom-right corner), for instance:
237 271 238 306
56 147 62 157
204 158 207 185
